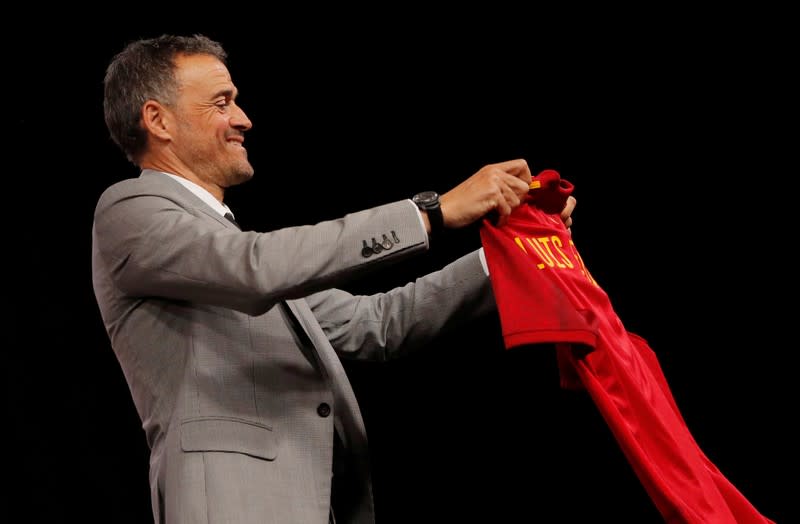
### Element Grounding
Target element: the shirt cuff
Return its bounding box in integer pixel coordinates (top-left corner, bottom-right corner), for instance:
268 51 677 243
407 198 430 248
478 247 490 276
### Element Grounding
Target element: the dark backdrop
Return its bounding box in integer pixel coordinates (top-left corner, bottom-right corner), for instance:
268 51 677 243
7 14 794 524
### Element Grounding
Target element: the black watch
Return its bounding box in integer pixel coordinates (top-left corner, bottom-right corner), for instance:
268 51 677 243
412 191 444 238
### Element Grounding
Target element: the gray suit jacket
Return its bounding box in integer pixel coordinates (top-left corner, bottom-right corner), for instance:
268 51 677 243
91 170 495 524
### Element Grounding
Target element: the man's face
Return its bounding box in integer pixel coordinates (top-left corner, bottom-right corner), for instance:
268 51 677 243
170 53 254 188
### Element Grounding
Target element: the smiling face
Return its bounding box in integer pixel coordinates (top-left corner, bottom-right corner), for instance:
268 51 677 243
146 53 254 198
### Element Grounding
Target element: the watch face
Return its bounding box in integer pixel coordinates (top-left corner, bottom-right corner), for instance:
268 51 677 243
414 191 439 207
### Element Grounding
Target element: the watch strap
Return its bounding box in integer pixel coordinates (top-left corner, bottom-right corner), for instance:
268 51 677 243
412 191 444 239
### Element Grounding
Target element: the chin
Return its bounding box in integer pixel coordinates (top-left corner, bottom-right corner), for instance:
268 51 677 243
230 166 255 185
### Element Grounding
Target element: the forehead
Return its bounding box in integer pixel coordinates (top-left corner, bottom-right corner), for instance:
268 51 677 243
174 53 233 95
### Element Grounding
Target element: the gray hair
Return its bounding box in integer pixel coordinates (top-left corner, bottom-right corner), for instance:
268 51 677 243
103 34 227 165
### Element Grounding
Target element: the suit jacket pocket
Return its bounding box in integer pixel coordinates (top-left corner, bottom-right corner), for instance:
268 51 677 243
180 417 277 460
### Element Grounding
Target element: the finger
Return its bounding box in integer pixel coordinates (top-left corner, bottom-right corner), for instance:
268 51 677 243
498 172 532 199
561 195 576 221
499 184 523 209
495 197 513 221
494 158 532 184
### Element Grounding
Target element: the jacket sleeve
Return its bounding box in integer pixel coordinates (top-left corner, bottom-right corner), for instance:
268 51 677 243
304 249 496 361
93 185 429 316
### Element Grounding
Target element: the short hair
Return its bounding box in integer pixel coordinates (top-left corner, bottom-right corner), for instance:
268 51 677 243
103 34 227 165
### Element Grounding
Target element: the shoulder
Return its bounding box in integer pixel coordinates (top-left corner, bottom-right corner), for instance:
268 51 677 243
95 171 188 212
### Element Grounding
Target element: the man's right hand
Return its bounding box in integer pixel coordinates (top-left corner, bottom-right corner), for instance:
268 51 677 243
440 158 533 228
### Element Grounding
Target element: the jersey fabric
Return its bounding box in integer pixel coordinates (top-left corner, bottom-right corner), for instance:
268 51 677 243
479 170 774 524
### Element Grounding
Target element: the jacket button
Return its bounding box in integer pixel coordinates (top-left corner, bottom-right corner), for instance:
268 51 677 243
317 402 331 417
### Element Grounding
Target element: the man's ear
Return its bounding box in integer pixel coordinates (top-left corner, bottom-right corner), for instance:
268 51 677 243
141 100 172 141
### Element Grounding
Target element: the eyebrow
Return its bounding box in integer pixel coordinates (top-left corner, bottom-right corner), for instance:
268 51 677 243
211 87 236 100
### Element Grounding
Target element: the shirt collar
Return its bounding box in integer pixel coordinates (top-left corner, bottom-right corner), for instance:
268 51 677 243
151 170 234 219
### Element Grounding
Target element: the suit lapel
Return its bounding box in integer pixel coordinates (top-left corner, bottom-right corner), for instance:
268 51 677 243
282 299 367 445
282 299 375 523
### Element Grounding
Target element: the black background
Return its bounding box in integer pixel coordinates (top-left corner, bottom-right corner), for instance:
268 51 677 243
6 12 795 524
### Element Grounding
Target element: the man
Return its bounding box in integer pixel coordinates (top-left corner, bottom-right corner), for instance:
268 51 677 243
92 34 575 524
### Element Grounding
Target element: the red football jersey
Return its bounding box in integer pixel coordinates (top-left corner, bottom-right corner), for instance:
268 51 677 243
479 170 774 524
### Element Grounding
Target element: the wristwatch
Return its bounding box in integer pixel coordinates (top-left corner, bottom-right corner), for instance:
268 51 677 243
412 191 444 238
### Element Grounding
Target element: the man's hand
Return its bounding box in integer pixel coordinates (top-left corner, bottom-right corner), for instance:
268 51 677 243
561 195 576 230
440 159 533 228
